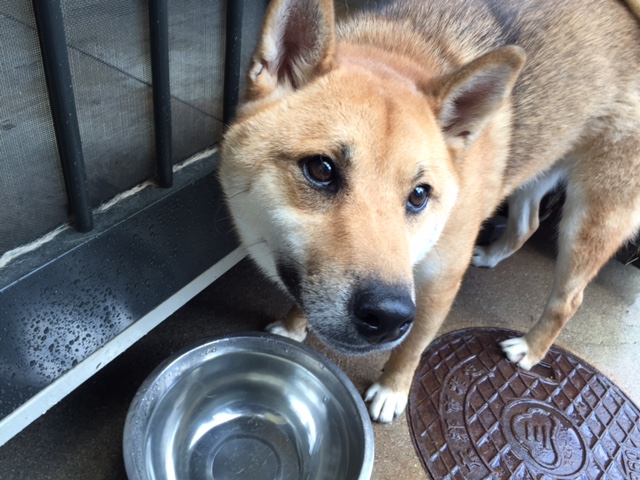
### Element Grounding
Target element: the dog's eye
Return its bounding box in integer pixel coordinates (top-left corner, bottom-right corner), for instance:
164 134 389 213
301 155 337 188
407 184 431 213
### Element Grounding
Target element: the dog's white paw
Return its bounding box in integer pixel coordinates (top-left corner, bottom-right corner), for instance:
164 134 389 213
364 382 407 424
266 320 308 342
471 246 501 268
500 337 535 370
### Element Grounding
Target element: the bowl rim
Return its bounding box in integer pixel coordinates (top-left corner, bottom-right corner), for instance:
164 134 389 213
123 332 375 480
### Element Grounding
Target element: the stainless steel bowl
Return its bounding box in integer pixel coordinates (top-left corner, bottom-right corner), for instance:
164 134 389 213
123 333 374 480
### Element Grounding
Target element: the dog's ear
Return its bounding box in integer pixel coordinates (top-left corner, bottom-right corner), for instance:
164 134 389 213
428 46 526 150
246 0 336 100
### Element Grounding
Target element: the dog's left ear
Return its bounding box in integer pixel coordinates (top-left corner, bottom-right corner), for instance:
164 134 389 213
246 0 336 100
428 46 526 150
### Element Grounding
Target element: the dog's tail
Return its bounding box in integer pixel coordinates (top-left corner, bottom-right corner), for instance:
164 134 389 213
625 0 640 19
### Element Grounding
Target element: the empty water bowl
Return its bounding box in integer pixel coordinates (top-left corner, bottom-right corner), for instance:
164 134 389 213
123 333 374 480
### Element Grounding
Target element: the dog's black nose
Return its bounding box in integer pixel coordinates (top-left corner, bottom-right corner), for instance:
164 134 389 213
351 284 415 344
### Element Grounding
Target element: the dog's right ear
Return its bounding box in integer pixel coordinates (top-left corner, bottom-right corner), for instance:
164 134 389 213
427 46 526 153
246 0 336 100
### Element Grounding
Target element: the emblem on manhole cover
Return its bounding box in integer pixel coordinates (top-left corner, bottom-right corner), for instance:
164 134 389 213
407 328 640 479
502 399 586 477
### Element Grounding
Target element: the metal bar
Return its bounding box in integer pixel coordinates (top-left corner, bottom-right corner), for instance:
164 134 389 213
223 0 245 125
32 0 93 232
149 0 173 188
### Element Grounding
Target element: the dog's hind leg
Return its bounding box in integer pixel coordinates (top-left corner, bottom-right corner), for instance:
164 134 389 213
266 304 308 342
473 166 565 268
502 136 640 369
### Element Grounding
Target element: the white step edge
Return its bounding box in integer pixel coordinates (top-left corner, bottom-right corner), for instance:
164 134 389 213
0 246 247 447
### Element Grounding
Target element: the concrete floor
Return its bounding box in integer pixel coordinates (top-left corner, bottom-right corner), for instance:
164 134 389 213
0 223 638 480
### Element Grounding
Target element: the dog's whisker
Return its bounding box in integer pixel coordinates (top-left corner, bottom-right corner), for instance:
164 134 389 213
274 250 309 275
226 188 251 200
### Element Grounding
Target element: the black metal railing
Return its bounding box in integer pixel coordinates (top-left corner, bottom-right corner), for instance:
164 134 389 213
33 0 93 232
223 0 245 125
26 0 255 236
149 0 173 188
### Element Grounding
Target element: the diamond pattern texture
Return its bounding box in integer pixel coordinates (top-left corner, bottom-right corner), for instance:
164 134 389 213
408 328 640 479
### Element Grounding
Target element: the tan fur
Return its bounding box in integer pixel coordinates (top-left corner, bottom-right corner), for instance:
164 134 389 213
627 0 640 17
219 0 640 422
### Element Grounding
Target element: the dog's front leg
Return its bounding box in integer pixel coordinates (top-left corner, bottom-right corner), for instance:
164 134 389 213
365 250 470 423
266 303 309 342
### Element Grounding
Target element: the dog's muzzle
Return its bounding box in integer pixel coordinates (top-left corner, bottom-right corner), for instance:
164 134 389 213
351 283 415 345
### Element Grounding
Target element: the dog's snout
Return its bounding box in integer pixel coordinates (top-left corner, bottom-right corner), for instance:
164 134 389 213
352 284 415 344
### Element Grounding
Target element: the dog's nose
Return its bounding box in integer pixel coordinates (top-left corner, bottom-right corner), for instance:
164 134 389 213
351 284 415 344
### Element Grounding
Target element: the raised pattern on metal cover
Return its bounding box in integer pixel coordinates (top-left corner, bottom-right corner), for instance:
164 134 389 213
408 328 640 479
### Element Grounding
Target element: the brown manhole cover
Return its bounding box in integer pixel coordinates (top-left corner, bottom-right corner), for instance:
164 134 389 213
407 328 640 479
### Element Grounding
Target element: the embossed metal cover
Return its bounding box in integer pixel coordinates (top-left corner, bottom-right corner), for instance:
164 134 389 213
407 328 640 479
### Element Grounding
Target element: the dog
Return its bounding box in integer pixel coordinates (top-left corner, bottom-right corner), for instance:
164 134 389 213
219 0 640 423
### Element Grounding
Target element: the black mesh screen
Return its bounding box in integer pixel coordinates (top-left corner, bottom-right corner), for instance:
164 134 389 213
61 0 157 208
0 0 227 256
0 2 69 254
168 0 225 160
238 0 264 106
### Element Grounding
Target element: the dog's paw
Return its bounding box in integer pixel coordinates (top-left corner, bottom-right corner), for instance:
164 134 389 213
500 337 536 370
266 320 308 342
471 246 501 268
364 382 407 424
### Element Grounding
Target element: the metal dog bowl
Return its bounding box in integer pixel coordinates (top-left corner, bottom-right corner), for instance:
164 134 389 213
123 333 374 480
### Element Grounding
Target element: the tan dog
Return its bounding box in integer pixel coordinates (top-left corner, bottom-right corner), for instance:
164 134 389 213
219 0 640 423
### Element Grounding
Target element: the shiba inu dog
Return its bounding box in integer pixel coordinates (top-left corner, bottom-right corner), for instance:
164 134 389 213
219 0 640 423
